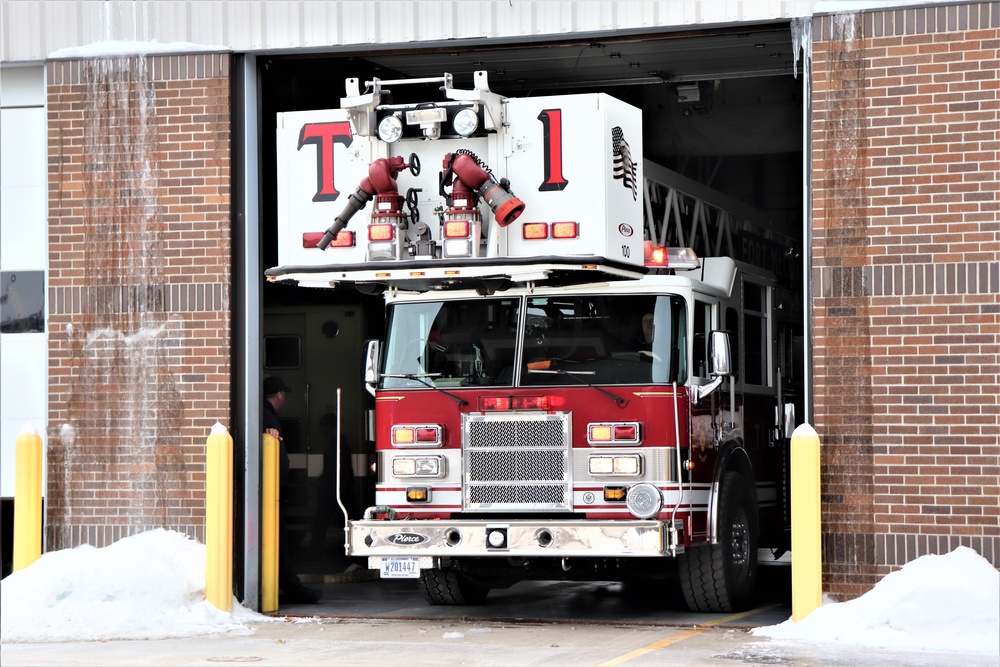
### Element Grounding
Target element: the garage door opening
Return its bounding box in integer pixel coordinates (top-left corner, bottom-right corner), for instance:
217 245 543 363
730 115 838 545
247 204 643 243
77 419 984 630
256 23 804 606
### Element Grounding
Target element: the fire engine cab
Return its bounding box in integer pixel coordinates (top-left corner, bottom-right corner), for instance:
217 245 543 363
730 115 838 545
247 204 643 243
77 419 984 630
267 72 801 613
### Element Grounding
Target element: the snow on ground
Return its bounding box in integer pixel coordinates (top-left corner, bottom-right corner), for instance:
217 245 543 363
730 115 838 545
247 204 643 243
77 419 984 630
1 528 997 657
751 546 999 656
0 529 271 643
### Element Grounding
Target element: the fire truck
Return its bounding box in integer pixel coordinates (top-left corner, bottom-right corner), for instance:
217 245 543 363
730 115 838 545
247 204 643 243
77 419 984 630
266 72 801 612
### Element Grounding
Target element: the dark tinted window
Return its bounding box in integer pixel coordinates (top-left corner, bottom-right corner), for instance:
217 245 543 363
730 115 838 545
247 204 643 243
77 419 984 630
0 271 45 333
264 335 301 369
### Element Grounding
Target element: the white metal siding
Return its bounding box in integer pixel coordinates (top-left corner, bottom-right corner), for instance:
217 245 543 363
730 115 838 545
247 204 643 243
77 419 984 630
1 1 819 63
0 65 47 498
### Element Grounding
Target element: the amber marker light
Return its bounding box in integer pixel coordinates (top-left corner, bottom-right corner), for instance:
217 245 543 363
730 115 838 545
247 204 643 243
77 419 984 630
604 486 627 502
392 427 416 445
406 487 430 502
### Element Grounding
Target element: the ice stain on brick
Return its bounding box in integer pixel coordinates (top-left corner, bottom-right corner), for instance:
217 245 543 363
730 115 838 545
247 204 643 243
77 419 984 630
50 52 189 550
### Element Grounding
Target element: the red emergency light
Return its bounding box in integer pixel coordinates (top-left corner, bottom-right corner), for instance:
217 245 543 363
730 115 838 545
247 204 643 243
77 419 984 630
522 222 548 240
368 224 395 242
551 222 578 239
303 231 354 248
521 222 579 240
644 244 700 269
443 220 471 238
477 395 550 411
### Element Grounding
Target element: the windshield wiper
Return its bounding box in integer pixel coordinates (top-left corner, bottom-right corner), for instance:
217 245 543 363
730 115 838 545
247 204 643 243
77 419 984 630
380 372 468 407
527 368 629 408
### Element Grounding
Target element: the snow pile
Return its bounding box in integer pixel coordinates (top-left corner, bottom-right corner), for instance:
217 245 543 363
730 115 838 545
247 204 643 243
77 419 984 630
752 546 1000 656
2 529 997 654
0 529 269 643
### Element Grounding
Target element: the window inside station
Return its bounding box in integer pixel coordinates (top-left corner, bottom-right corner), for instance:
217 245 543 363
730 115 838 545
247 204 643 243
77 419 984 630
264 335 301 369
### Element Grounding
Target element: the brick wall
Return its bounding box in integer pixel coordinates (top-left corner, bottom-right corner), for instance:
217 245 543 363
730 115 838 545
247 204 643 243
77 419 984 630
45 53 232 550
811 3 999 598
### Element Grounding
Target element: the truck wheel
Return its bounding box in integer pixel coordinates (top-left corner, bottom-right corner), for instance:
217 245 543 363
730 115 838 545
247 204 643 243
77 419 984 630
418 567 490 605
678 471 758 612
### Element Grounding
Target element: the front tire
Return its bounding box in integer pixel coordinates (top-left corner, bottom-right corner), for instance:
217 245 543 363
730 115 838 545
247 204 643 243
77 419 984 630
679 471 758 612
418 567 490 605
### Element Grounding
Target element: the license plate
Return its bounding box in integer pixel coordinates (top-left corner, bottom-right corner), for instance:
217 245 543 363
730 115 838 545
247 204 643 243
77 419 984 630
380 557 421 579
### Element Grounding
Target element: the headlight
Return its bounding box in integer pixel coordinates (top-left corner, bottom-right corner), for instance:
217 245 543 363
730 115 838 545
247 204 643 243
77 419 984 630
392 456 444 478
589 454 642 476
377 115 403 143
452 107 479 136
392 458 416 476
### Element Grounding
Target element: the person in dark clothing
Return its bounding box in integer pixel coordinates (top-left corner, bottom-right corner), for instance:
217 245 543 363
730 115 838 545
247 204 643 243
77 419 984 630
263 375 322 605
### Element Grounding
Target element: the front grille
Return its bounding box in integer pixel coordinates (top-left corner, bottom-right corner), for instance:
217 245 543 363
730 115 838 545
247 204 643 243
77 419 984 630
463 412 571 511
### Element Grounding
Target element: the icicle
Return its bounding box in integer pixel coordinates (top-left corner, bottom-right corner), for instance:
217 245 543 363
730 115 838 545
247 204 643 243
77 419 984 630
790 16 813 80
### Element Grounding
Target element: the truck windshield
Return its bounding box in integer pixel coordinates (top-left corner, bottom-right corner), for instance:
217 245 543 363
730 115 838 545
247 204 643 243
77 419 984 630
520 295 687 386
379 294 687 389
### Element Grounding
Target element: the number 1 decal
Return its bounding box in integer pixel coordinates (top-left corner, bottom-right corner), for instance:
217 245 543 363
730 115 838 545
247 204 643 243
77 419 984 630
537 109 569 192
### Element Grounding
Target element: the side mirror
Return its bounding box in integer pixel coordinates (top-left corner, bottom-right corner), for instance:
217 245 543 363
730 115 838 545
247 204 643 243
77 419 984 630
709 330 732 377
364 339 380 397
694 331 731 403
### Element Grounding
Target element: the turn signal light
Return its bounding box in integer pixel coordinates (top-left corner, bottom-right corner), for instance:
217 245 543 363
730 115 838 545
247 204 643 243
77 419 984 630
604 486 627 502
406 486 430 502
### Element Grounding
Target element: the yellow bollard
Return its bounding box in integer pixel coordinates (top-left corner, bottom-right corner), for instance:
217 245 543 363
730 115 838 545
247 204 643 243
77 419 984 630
261 432 280 613
205 422 234 612
13 424 43 571
791 422 823 622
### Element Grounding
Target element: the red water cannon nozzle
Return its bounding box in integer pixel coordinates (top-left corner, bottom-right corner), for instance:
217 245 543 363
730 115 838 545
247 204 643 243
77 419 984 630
317 156 409 249
446 151 525 227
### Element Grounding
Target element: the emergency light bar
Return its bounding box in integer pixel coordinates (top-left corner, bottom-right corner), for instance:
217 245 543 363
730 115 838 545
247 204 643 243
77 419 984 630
478 396 550 411
644 245 700 269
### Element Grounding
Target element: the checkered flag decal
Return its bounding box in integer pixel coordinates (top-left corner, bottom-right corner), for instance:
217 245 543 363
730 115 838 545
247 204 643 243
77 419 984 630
612 126 637 201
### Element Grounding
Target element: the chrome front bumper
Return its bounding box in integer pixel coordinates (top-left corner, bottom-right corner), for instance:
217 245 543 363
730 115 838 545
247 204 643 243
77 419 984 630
348 518 680 560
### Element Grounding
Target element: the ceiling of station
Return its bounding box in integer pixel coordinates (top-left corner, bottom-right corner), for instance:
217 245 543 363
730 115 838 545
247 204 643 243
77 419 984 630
355 24 798 94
